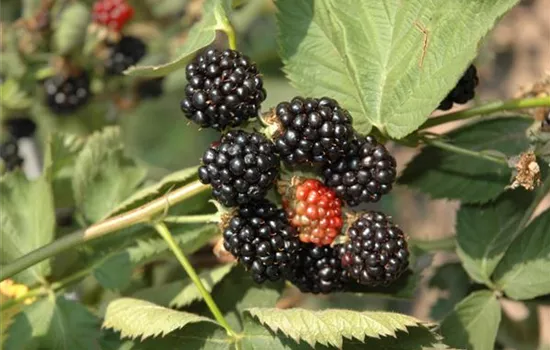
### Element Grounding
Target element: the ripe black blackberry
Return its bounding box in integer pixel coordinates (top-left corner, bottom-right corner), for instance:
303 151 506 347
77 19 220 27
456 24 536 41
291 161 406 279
198 130 279 207
1 139 23 171
273 96 354 165
44 72 91 115
105 36 147 75
222 200 300 283
3 117 37 139
438 64 479 111
180 48 266 130
323 135 396 206
288 243 350 294
340 212 409 286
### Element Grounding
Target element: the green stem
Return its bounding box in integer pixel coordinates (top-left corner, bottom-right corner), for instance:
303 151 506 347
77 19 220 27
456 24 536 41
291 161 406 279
163 214 217 224
420 96 550 130
152 222 236 338
422 137 509 166
0 181 210 282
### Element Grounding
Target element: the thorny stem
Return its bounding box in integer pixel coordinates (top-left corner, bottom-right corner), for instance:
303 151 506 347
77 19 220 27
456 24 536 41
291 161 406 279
0 181 210 282
152 222 236 338
420 96 550 130
421 136 509 166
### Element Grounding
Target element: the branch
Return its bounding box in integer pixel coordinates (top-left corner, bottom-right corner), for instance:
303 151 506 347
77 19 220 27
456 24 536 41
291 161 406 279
421 136 509 166
420 96 550 130
0 180 210 282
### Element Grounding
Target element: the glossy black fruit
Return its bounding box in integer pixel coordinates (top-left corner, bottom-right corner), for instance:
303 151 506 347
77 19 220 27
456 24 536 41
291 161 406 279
0 139 23 171
105 36 147 75
438 64 479 111
44 72 91 115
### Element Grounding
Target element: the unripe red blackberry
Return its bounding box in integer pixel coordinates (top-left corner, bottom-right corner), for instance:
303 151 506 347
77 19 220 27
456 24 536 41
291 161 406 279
288 243 350 294
180 49 266 130
323 136 396 206
438 65 479 111
222 200 300 283
105 36 146 76
1 139 23 171
43 72 91 115
273 97 354 165
198 130 279 207
280 178 343 246
340 211 409 286
92 0 134 32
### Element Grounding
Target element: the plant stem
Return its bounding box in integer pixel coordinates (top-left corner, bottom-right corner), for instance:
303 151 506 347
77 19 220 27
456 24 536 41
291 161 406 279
422 137 509 166
163 214 218 224
152 222 236 337
420 96 550 130
0 180 210 282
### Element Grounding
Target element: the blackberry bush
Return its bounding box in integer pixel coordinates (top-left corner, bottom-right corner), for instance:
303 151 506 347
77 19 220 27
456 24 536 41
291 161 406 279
340 211 409 286
323 135 397 205
222 200 300 283
273 96 354 165
180 49 266 130
438 64 479 111
43 72 91 115
198 130 279 207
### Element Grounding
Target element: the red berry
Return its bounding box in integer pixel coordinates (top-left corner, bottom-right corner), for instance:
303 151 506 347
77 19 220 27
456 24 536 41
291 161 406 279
92 0 134 32
280 178 343 246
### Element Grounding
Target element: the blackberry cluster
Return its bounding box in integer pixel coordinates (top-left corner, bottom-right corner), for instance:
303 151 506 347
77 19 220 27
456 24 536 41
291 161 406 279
198 130 279 207
340 212 409 286
3 118 36 139
180 49 266 130
274 97 354 165
223 200 300 283
289 243 349 294
44 72 91 114
323 136 397 206
1 139 23 171
438 65 479 111
105 36 147 75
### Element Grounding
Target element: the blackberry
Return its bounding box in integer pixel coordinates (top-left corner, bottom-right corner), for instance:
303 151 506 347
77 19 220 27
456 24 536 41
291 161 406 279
136 77 164 100
105 36 146 75
198 130 279 207
180 48 266 130
340 211 409 286
44 72 91 115
3 118 37 139
1 139 23 171
323 136 396 206
222 200 300 283
438 65 479 111
289 243 350 294
273 97 354 165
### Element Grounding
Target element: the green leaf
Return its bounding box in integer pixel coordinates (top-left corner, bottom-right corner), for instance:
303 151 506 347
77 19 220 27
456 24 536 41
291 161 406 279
0 172 55 284
246 307 423 348
455 189 533 285
4 295 100 350
53 2 90 55
43 133 85 179
0 79 32 114
133 263 234 307
103 298 217 340
93 224 219 290
72 127 147 223
276 0 519 138
493 208 550 300
428 263 470 320
125 0 231 77
440 290 501 350
106 166 199 218
399 117 531 203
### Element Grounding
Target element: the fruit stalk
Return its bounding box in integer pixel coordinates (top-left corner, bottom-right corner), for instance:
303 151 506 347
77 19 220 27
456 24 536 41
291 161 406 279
153 222 237 337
